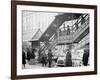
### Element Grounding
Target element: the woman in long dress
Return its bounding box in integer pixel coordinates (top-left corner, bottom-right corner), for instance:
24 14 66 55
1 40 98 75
65 50 72 67
22 50 26 68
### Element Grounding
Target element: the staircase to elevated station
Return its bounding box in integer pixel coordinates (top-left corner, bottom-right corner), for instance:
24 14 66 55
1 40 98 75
40 14 89 53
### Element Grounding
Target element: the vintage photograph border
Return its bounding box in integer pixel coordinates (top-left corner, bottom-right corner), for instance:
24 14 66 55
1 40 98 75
11 1 97 80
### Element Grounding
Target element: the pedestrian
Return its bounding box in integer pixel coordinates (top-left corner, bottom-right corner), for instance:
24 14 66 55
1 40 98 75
27 49 30 62
81 15 85 24
48 49 53 68
22 50 26 68
75 21 79 30
82 49 89 66
54 56 58 63
32 49 36 59
65 49 72 67
66 25 70 35
41 52 47 67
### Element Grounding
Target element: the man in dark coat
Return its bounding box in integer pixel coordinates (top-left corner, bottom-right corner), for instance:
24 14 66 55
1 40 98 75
31 49 36 59
27 49 30 62
48 49 53 68
81 15 85 24
22 50 26 68
82 49 89 66
41 53 47 67
66 25 70 35
65 49 72 67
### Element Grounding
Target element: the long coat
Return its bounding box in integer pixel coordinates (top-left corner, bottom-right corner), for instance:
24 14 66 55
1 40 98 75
82 50 89 66
48 52 53 61
27 51 30 61
65 51 72 67
41 53 47 65
48 52 53 67
22 51 26 64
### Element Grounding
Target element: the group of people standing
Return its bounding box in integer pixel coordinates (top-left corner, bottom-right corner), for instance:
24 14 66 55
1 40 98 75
65 49 89 67
22 48 89 68
22 48 55 68
22 49 36 68
41 48 89 67
41 49 55 68
41 49 73 68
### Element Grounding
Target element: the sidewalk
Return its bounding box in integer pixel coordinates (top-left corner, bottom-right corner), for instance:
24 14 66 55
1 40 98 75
22 60 57 69
23 63 48 69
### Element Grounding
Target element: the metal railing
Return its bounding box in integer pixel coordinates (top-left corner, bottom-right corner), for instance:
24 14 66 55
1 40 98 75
40 14 89 52
58 14 89 43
